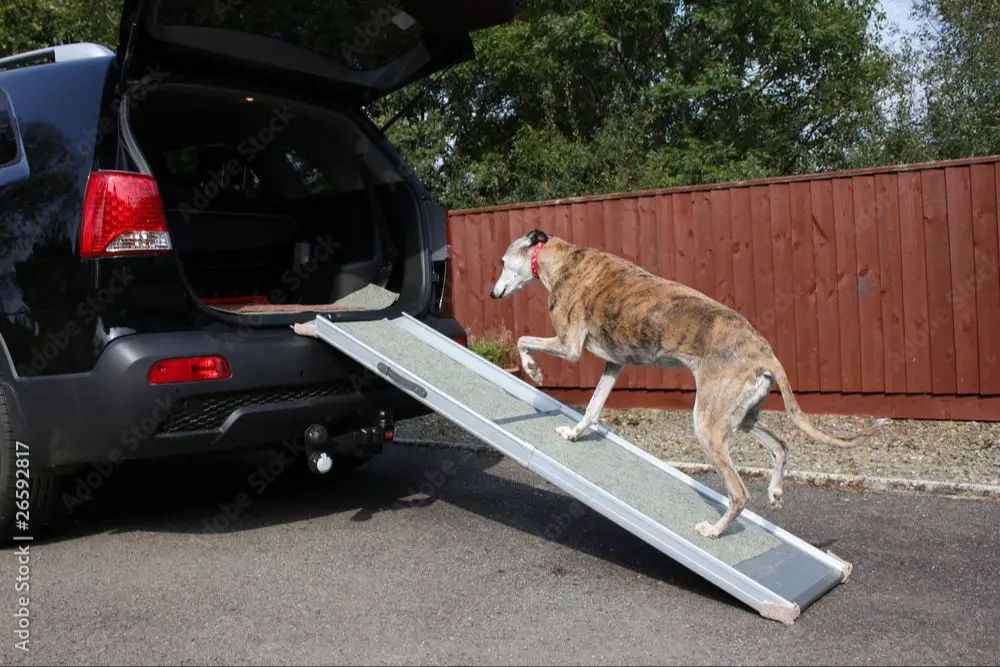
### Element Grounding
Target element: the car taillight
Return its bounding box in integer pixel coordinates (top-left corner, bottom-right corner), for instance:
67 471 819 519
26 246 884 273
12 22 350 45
147 356 231 384
80 171 172 259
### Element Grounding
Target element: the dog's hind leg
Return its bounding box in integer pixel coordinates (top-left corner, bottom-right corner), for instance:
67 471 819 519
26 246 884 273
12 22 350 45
556 361 624 441
748 424 788 508
691 371 757 538
692 414 749 538
737 374 787 508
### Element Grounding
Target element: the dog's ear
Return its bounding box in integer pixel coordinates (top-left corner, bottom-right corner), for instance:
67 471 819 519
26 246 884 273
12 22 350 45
526 229 549 246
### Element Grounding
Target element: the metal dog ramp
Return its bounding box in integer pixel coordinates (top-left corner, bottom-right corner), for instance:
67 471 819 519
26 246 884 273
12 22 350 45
307 311 853 624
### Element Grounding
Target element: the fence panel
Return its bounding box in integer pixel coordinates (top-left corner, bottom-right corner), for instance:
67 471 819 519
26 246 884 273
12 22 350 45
445 155 1000 420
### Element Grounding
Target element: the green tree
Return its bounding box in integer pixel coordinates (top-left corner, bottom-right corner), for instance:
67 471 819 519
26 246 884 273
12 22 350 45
915 0 1000 158
371 0 895 209
0 0 118 57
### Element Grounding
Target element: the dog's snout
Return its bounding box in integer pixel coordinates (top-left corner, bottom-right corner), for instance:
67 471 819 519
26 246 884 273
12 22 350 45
490 288 501 299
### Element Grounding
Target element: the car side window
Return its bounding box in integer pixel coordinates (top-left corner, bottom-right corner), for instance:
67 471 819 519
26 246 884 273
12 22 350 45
0 90 20 168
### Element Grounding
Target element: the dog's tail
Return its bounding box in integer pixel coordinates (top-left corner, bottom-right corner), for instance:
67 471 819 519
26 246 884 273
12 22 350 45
768 361 889 448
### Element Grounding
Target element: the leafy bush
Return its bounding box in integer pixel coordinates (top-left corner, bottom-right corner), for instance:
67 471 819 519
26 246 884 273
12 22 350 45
468 324 519 369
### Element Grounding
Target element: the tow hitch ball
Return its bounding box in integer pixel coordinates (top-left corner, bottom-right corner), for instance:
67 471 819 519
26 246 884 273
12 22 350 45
305 424 333 475
304 409 394 475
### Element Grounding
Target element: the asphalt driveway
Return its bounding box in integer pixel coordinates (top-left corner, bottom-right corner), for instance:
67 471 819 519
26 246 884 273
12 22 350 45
3 443 998 666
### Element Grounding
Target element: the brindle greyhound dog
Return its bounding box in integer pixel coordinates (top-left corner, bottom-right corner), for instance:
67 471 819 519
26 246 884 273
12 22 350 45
489 229 888 538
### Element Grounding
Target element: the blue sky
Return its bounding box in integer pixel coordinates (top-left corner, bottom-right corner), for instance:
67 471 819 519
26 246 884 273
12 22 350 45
879 0 920 46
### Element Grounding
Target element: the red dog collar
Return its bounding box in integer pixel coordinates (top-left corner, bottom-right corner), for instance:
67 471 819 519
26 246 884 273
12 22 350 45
530 242 545 279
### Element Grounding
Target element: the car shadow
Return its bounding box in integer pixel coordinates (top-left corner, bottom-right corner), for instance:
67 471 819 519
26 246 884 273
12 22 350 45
43 442 794 614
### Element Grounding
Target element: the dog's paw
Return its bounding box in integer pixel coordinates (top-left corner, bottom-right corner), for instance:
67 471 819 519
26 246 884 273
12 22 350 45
768 488 784 509
556 425 580 441
695 521 721 538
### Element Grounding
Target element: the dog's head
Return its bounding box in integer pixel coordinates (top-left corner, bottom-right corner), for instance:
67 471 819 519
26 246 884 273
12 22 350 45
490 229 548 299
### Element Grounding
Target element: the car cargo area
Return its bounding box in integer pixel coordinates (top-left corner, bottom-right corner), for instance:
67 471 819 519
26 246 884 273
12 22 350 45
127 84 426 316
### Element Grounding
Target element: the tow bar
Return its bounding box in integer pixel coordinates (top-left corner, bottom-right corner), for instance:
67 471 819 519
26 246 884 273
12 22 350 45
304 409 394 474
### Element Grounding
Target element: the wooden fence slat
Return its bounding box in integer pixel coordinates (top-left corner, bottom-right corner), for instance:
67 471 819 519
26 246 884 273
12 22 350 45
853 175 885 393
620 197 641 265
655 195 676 282
971 164 1000 394
750 186 777 369
710 189 736 310
875 173 907 393
833 178 863 392
921 168 958 394
465 214 487 336
945 166 980 394
810 180 841 392
790 181 820 391
693 191 716 299
769 183 799 387
673 193 696 287
478 213 499 335
492 210 514 337
897 172 933 393
729 188 756 330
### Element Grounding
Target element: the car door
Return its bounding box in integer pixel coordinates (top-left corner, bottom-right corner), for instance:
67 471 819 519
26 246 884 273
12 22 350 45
116 0 518 105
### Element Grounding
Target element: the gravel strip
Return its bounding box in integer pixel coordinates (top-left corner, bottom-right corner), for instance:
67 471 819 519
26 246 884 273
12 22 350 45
395 407 1000 487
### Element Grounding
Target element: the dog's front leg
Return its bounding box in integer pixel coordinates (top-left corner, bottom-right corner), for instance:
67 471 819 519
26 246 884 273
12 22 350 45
516 328 585 385
556 361 623 441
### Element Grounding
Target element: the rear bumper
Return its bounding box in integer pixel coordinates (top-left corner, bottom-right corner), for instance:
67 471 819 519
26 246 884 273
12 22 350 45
5 316 465 471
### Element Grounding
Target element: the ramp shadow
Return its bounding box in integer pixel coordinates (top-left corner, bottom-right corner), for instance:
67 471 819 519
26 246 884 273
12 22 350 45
41 443 764 612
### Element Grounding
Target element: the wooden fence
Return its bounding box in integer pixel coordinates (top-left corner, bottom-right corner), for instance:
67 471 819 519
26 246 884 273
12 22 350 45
445 155 1000 421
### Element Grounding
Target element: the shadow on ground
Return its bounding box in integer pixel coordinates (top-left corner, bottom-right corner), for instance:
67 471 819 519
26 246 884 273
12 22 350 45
37 442 800 613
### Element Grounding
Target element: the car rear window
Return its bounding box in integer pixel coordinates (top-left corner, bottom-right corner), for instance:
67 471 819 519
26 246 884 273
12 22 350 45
156 0 426 72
